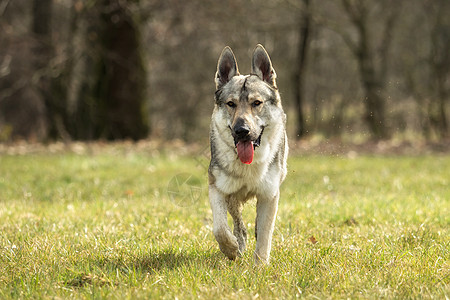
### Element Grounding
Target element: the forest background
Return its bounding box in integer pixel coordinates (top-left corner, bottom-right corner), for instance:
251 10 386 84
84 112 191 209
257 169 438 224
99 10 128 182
0 0 448 144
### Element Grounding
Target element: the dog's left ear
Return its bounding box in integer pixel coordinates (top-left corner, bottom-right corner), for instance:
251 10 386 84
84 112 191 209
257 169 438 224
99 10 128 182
251 44 277 88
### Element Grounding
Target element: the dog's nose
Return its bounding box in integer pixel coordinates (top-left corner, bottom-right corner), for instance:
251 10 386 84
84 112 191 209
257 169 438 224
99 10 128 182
234 125 250 138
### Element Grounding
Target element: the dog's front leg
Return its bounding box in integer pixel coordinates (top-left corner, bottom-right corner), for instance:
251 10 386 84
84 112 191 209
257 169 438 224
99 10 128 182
209 185 239 260
227 198 247 255
254 190 279 264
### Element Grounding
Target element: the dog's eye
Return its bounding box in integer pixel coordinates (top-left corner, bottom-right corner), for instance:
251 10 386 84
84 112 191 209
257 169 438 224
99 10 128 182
252 100 262 107
226 101 236 108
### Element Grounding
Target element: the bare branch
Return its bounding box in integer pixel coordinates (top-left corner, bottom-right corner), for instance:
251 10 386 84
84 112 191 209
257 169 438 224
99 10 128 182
0 78 27 102
0 0 10 16
339 0 368 56
341 0 367 26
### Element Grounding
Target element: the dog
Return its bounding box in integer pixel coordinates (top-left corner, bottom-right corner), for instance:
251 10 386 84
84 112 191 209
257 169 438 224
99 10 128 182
208 44 288 264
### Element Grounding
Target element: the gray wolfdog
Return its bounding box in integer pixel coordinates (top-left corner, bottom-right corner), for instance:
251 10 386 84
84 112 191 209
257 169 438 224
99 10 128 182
209 44 288 264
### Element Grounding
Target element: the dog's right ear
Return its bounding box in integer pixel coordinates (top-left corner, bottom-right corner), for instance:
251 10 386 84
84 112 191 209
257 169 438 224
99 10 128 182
215 46 239 89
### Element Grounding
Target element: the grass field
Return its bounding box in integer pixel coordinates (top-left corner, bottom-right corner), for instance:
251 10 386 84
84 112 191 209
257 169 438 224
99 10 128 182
0 144 448 299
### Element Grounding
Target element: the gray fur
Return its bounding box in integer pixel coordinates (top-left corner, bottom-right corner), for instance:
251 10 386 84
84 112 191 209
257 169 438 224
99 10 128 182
209 44 288 264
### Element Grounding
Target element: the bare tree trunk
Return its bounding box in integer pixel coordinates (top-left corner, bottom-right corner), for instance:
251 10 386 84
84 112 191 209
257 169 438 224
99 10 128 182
355 25 386 139
429 0 449 138
293 0 311 139
67 0 149 140
341 0 400 139
32 0 57 139
96 0 149 140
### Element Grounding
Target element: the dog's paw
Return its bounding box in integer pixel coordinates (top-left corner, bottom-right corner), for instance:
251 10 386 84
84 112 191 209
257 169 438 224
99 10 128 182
254 251 270 265
214 228 239 260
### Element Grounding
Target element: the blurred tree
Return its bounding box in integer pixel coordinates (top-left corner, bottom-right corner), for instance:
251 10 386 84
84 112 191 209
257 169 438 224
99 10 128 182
427 0 449 138
62 0 149 140
32 0 63 140
0 0 48 140
1 0 448 142
339 0 401 139
95 0 148 140
400 0 449 140
292 0 312 139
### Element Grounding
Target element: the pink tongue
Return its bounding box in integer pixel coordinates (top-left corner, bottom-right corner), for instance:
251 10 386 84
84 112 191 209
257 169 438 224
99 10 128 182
236 141 254 164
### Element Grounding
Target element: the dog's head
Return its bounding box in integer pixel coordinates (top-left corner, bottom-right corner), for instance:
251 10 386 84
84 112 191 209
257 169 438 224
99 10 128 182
214 45 281 164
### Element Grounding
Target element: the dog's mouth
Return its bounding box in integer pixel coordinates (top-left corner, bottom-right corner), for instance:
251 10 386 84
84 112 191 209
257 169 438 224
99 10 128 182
233 127 264 149
231 127 264 165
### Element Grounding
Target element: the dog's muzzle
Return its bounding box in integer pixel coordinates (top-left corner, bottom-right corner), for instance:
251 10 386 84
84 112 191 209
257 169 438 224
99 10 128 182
229 126 265 150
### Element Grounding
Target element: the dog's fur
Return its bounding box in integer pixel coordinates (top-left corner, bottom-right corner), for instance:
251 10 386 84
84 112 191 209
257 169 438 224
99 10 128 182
209 45 288 264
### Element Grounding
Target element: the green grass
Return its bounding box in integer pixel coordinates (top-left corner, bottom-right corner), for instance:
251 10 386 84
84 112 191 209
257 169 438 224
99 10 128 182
0 147 448 299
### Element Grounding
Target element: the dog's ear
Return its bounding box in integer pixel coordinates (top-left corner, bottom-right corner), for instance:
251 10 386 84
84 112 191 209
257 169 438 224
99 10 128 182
251 44 277 88
215 46 239 89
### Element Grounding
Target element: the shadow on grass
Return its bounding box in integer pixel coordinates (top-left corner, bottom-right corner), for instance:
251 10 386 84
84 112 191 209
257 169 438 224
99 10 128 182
132 249 222 272
100 248 228 276
65 249 225 288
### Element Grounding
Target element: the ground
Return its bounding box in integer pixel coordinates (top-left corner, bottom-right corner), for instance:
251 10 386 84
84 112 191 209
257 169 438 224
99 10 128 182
0 141 448 299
